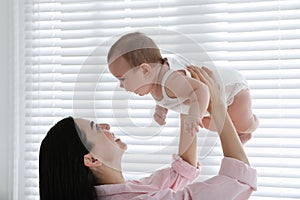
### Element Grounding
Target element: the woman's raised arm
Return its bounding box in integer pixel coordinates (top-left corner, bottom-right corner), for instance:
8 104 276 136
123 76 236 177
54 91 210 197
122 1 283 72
187 66 249 165
178 114 198 167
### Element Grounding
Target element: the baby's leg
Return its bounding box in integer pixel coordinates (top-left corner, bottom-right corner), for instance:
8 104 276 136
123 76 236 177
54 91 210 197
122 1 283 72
227 89 259 144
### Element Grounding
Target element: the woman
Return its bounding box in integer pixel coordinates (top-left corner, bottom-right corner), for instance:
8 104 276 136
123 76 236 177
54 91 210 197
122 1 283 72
39 66 257 200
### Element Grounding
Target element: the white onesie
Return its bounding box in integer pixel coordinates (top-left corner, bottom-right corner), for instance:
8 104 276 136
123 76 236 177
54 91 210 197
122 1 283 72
155 66 249 115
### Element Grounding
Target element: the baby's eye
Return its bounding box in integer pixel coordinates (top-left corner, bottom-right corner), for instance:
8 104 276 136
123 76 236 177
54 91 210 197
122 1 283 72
118 78 125 82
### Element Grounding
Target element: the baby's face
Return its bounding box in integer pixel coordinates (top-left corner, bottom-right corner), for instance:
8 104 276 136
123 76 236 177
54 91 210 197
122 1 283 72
108 57 153 96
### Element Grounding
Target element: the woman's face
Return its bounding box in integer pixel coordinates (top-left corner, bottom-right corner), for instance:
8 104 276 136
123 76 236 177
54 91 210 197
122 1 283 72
74 118 127 166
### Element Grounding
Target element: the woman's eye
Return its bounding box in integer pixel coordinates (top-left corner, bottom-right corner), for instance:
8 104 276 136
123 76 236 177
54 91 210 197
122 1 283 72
96 124 101 130
119 78 125 82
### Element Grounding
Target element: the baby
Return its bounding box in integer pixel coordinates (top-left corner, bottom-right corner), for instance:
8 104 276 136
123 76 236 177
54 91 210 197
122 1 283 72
107 32 259 144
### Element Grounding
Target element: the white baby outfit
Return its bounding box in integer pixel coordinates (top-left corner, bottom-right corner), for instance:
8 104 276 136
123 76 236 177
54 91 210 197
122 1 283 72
155 66 249 114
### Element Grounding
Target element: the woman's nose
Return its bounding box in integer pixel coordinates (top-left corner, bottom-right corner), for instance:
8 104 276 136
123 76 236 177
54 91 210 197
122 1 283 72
103 130 115 138
119 81 124 88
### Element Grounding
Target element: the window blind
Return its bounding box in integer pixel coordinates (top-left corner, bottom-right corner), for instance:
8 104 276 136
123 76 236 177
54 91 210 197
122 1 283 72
16 0 300 199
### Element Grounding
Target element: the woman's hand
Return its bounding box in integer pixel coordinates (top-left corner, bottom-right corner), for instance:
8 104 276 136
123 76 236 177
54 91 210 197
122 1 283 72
187 65 249 165
186 65 224 116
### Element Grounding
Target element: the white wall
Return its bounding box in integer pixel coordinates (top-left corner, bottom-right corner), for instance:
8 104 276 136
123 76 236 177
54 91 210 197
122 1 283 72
0 0 12 198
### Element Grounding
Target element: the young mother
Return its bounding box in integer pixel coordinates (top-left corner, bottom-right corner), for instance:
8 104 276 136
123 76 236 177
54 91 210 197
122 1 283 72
39 66 257 200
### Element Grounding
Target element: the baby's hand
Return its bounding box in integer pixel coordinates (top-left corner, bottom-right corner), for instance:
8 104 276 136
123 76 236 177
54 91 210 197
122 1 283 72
183 115 203 136
153 105 168 125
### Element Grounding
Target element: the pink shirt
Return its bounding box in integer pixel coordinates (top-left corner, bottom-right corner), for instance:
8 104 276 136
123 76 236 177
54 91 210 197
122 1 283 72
95 155 257 200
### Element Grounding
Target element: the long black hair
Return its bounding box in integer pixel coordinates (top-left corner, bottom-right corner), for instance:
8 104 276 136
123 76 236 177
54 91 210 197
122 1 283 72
39 117 97 200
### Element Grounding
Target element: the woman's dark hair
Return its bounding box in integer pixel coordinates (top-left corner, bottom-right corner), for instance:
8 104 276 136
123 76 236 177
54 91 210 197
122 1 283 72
39 117 97 200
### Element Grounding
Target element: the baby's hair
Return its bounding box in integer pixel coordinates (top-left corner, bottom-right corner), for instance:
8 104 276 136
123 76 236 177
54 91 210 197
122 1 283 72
107 32 168 68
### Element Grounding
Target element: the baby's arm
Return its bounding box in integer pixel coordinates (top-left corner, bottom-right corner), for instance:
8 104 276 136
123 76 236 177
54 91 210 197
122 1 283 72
165 71 210 135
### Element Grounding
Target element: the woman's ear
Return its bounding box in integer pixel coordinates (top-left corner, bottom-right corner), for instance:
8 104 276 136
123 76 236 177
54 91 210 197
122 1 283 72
84 153 102 167
139 63 152 78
